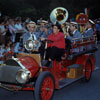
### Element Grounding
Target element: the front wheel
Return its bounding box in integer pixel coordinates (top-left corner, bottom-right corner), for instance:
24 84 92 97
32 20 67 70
34 71 55 100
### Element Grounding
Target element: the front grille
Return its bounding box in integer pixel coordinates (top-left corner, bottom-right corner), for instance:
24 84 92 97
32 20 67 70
0 65 21 84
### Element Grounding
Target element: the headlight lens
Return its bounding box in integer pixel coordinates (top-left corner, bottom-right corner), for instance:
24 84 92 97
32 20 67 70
16 69 31 84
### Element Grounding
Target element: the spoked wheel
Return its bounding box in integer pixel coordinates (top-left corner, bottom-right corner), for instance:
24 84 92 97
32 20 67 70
85 60 92 82
34 71 55 100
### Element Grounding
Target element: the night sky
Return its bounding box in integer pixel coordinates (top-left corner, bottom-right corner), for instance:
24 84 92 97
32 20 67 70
0 0 100 20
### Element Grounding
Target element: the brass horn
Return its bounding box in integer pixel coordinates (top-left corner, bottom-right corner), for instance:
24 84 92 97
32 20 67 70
24 37 40 52
50 7 68 24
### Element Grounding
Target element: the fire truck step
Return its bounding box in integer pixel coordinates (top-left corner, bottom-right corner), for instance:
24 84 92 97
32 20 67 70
59 75 84 89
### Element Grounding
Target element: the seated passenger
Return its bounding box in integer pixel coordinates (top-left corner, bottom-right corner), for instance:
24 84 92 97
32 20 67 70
83 19 95 49
36 20 52 59
22 21 40 52
83 19 95 37
41 22 65 66
66 22 83 53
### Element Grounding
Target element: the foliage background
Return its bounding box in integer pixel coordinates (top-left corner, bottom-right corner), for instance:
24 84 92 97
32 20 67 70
0 0 100 20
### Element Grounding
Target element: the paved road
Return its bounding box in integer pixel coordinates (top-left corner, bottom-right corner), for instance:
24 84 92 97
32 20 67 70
0 43 100 100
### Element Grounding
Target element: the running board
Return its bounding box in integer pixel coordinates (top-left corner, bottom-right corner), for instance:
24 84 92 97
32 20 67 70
59 75 84 89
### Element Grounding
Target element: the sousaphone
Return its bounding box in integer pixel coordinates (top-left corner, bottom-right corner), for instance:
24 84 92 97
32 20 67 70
50 7 68 24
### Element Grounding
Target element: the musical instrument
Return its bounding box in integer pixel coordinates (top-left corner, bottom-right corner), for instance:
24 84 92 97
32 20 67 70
61 22 70 38
50 7 68 24
50 7 69 38
24 37 40 52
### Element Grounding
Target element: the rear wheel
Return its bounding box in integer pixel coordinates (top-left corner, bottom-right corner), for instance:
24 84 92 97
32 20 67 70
85 60 92 82
34 71 55 100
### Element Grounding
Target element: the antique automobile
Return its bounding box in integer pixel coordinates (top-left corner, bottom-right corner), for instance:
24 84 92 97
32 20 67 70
0 7 98 100
0 34 97 100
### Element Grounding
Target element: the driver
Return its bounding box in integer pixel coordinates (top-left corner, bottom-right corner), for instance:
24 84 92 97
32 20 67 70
41 22 65 66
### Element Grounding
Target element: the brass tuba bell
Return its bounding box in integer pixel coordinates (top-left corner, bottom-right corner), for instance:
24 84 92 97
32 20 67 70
50 7 68 24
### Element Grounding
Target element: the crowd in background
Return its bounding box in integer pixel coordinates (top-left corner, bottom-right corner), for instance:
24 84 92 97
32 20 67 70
0 15 100 64
0 16 53 64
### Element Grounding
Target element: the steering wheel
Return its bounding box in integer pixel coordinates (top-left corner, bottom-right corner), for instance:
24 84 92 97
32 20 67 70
44 39 53 43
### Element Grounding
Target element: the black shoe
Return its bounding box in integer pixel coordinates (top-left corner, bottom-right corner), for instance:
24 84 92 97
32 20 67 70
45 61 53 67
41 60 48 66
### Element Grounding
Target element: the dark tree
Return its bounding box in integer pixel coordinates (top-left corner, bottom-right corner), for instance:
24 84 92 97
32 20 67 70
0 0 100 20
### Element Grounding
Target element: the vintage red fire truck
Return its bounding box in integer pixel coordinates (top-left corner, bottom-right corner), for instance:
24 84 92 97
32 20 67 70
0 34 97 100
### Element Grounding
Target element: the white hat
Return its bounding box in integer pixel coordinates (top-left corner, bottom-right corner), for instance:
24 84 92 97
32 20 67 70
41 20 48 23
70 22 78 28
88 19 95 25
28 21 36 24
27 21 37 29
70 22 78 25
